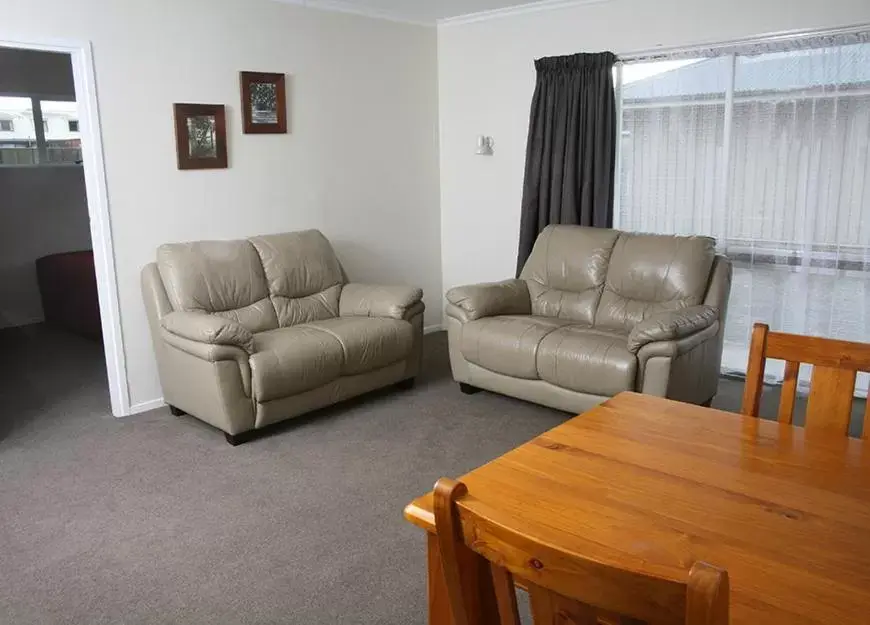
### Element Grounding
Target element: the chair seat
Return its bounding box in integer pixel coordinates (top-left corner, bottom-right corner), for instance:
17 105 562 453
304 317 413 375
536 326 636 396
460 315 575 379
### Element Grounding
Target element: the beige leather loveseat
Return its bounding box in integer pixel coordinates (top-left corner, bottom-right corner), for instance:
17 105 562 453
142 230 424 445
445 225 732 413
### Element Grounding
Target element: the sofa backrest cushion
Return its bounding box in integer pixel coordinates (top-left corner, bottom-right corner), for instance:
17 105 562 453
157 239 278 333
594 232 716 332
519 225 620 324
250 230 345 327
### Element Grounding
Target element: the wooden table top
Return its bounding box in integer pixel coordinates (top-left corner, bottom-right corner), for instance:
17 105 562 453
404 392 870 625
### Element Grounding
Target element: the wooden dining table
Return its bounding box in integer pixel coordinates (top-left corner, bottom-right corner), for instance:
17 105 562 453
404 391 870 625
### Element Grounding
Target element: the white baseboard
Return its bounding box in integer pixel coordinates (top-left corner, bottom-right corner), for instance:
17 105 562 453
125 397 165 417
424 323 445 334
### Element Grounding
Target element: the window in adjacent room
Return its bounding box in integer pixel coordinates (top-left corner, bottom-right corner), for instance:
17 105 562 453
0 95 81 166
614 30 870 389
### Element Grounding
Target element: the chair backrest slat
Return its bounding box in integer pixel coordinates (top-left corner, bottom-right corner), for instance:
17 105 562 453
741 324 769 420
433 477 730 625
777 360 799 424
805 366 857 434
741 323 870 438
491 565 521 625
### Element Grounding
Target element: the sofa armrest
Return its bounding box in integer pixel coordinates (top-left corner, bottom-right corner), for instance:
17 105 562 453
158 330 253 404
160 311 254 354
627 305 719 353
445 279 531 322
339 284 424 321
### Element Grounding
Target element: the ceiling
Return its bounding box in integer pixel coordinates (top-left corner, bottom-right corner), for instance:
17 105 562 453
282 0 581 25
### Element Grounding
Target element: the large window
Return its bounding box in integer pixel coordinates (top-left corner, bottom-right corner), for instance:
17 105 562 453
0 95 81 166
615 31 870 385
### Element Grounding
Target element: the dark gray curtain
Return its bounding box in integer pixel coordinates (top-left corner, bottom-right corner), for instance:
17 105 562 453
516 52 618 274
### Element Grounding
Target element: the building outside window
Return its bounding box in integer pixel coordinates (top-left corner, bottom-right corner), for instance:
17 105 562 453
0 96 81 165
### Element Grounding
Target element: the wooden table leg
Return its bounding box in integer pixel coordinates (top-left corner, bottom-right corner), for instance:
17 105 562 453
426 531 499 625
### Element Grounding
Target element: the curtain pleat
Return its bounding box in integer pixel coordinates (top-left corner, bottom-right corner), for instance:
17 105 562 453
516 52 617 275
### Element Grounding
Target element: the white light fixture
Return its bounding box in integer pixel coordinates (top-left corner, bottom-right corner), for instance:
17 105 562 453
476 135 494 156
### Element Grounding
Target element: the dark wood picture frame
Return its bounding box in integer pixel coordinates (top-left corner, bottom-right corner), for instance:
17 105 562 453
239 71 287 134
173 103 228 170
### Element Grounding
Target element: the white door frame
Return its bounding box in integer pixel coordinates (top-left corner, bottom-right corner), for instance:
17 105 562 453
1 37 129 416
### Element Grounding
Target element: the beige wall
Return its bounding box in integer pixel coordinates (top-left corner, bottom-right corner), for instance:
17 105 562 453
437 0 870 294
2 0 441 412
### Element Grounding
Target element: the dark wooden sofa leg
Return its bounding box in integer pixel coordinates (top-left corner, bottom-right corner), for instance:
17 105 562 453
701 396 715 408
225 431 254 446
459 383 481 395
396 377 416 390
168 405 186 417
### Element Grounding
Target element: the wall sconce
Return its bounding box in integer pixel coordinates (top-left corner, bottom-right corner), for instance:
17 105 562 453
476 135 494 156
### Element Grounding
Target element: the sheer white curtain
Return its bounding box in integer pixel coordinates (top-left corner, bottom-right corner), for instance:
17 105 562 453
615 30 870 392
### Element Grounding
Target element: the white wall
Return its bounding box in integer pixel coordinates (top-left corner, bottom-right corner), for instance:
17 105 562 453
2 0 441 412
437 0 870 294
0 167 92 327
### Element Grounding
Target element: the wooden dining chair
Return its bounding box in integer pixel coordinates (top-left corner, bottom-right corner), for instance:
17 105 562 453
740 323 870 438
433 477 730 625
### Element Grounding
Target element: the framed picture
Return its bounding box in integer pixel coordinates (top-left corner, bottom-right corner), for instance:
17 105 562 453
239 71 287 134
173 103 228 170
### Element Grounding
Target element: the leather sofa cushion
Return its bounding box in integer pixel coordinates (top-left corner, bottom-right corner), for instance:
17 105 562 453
157 240 278 333
250 326 344 401
250 317 413 401
536 327 637 396
520 225 620 324
305 317 413 376
595 232 716 333
460 315 575 379
250 230 344 327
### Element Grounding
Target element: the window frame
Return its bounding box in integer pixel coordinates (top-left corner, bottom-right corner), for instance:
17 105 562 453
612 24 870 229
612 28 870 376
0 92 81 167
613 26 870 259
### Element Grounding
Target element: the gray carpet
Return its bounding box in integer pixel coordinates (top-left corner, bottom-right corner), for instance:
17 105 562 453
0 324 865 624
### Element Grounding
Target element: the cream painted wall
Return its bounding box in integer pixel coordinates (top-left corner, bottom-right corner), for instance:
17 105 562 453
2 0 441 411
437 0 870 295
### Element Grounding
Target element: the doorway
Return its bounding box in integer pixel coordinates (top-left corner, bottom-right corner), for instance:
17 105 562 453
0 39 126 425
